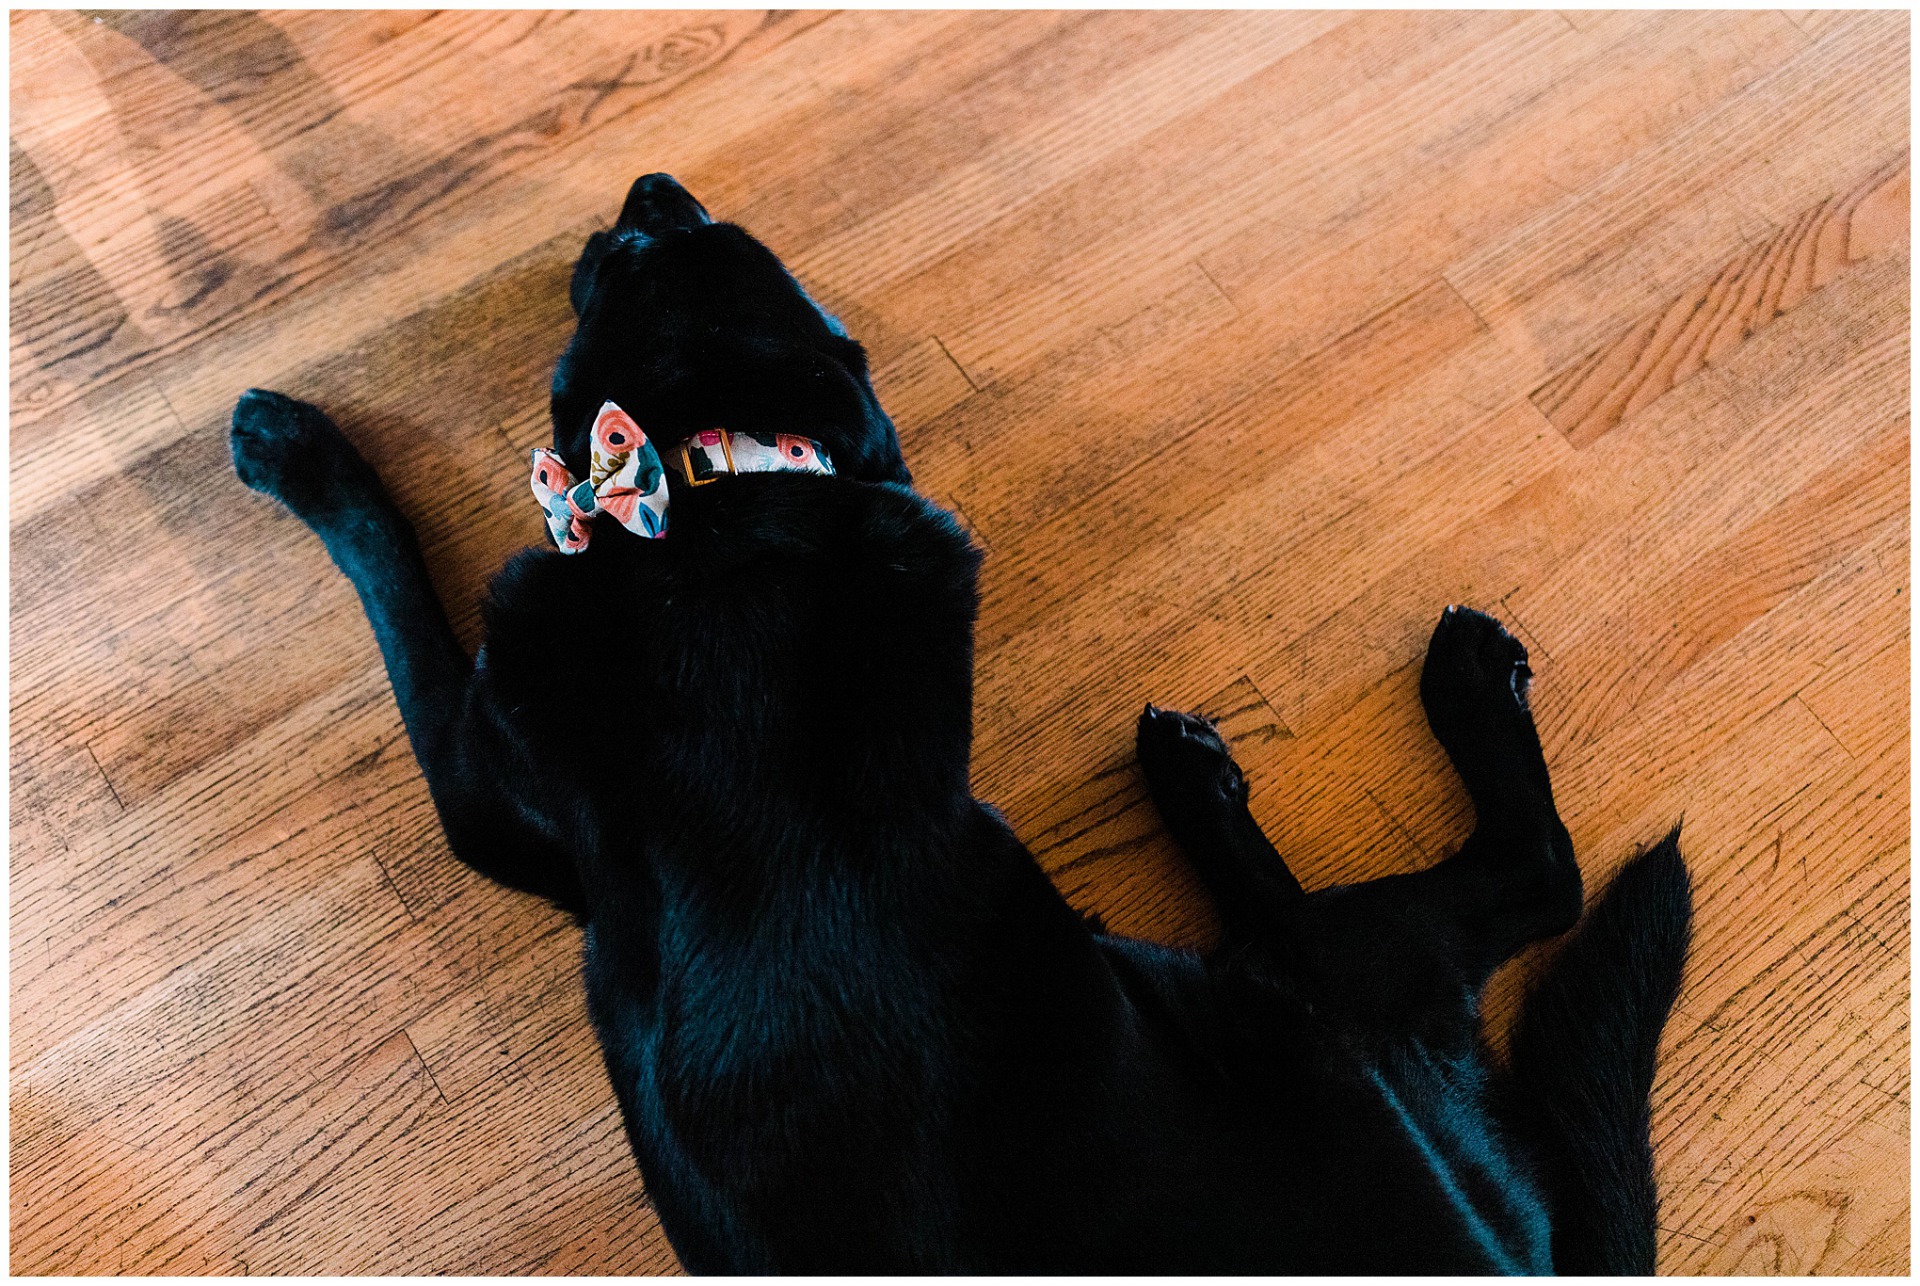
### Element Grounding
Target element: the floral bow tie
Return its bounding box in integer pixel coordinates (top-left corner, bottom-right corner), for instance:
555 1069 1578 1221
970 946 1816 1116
529 401 670 553
530 400 836 554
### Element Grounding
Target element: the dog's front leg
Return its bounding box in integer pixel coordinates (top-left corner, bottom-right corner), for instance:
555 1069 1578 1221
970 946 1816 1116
231 390 583 913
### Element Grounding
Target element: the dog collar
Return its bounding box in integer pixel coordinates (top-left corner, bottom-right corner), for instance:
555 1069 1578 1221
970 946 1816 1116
529 401 834 554
666 427 834 486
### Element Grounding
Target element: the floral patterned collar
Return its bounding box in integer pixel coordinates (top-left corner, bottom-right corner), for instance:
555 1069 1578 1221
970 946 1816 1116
529 401 834 554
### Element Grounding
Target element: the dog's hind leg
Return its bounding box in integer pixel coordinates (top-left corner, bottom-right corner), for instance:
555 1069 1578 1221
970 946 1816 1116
1137 610 1578 995
1402 605 1582 973
1298 608 1582 1009
231 389 584 913
1135 705 1303 945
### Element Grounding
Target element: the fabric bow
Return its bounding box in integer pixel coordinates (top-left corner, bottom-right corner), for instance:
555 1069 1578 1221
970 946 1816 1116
529 401 669 553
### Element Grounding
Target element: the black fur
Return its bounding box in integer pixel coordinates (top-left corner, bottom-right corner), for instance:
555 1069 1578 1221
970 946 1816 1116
230 173 1693 1273
1509 831 1693 1274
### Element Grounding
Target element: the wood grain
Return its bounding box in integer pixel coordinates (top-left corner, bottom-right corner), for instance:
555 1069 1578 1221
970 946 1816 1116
10 10 1907 1274
1531 155 1909 446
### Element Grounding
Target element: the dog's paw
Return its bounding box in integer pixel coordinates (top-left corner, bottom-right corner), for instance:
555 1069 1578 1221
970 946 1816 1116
230 389 376 518
1419 605 1535 750
1136 704 1246 809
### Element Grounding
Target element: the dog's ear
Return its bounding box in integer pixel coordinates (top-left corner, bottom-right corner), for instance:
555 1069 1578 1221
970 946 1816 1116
616 172 711 236
570 230 616 317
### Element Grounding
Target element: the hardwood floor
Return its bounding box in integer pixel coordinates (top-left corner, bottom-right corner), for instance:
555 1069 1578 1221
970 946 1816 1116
10 10 1908 1274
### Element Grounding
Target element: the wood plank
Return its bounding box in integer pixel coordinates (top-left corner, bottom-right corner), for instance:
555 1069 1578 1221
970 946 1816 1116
934 9 1805 402
1446 12 1906 379
1642 701 1907 1270
972 280 1489 636
1242 242 1906 750
1780 10 1853 41
1801 616 1911 765
795 11 1352 310
1531 155 1907 446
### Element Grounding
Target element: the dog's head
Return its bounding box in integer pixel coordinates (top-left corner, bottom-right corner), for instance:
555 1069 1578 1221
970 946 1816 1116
550 173 909 485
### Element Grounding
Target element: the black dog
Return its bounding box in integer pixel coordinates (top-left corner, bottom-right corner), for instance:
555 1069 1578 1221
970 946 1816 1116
230 173 1692 1274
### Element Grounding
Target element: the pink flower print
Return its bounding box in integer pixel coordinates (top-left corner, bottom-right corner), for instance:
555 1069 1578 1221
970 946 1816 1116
775 434 818 468
594 404 646 458
560 514 592 551
698 430 724 447
530 450 573 497
599 487 640 524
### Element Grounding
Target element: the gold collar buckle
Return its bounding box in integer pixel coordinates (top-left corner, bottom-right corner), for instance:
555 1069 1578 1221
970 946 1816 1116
677 431 736 486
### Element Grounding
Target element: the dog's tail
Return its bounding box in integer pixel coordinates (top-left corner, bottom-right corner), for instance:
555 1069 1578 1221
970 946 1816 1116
1508 826 1693 1275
